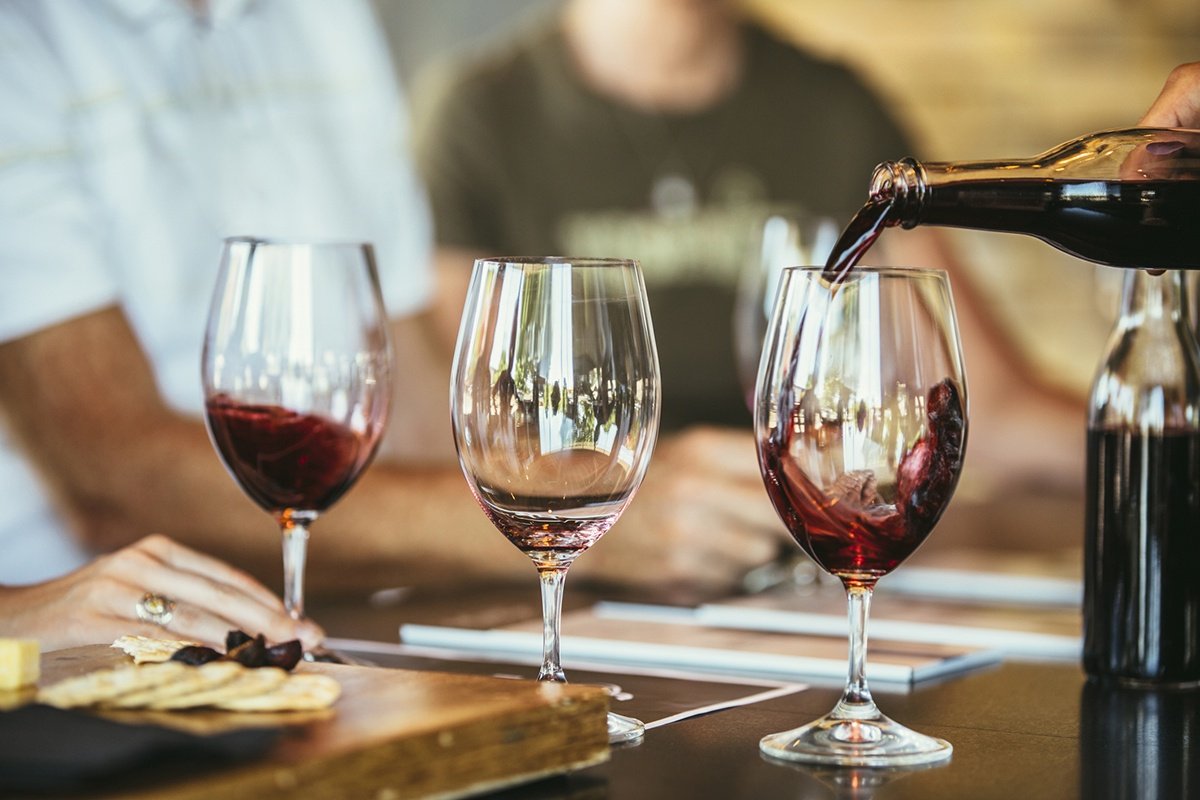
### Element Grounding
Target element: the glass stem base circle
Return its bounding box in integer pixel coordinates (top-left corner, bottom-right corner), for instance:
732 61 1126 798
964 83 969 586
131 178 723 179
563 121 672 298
760 707 951 767
607 711 645 745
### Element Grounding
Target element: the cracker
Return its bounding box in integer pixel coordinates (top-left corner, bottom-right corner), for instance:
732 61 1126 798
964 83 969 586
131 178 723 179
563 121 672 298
152 666 289 710
111 634 196 664
38 662 189 708
106 660 244 709
216 672 341 712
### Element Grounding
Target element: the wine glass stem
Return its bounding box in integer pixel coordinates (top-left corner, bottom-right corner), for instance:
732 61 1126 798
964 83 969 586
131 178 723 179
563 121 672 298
537 567 568 683
837 583 878 715
281 519 311 621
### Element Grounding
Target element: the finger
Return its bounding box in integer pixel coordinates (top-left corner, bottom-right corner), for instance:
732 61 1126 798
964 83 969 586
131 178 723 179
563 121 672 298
101 579 322 651
104 555 316 647
145 573 312 647
1139 62 1200 127
142 601 263 649
136 534 284 611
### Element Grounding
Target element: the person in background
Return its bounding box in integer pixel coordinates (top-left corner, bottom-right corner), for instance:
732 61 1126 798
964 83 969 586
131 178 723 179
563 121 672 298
0 534 321 651
410 0 1087 554
0 0 780 602
0 0 467 594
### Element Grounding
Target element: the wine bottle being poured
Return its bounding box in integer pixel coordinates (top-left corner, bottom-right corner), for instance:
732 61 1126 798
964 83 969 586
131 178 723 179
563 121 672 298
824 127 1200 283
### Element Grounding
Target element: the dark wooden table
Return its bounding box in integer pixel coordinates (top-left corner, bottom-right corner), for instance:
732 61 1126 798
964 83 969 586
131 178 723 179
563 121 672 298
310 586 1197 800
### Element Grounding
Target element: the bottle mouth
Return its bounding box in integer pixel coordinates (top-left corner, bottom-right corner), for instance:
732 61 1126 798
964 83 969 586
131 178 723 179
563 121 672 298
869 159 926 228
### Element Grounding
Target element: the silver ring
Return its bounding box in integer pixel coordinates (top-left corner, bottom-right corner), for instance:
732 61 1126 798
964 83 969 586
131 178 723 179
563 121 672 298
135 593 176 627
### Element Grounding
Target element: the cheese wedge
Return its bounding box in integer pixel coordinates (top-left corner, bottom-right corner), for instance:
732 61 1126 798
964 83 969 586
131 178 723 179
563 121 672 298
0 639 39 690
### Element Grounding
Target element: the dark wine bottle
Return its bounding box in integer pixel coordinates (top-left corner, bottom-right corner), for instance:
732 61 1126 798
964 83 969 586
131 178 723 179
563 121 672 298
866 128 1200 270
1084 270 1200 687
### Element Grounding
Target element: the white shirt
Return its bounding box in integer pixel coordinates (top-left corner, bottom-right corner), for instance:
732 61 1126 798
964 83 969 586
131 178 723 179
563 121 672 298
0 0 433 583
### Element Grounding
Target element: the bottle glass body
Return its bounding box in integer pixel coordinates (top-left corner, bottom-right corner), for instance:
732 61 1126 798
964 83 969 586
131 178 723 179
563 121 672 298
872 128 1200 269
1084 269 1200 686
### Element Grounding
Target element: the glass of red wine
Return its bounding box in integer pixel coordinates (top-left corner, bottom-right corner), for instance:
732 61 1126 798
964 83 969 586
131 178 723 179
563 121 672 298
450 257 660 745
202 237 391 631
755 266 967 766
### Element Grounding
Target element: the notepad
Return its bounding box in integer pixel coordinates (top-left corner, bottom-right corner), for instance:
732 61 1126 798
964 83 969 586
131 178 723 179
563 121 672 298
399 605 1002 687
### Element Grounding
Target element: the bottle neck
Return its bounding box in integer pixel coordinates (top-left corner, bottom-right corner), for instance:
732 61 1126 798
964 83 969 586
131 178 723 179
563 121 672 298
870 159 927 228
1090 269 1200 432
1118 269 1187 327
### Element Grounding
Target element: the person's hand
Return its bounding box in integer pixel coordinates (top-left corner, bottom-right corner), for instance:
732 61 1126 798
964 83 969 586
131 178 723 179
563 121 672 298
1140 62 1200 128
575 425 789 595
0 534 323 651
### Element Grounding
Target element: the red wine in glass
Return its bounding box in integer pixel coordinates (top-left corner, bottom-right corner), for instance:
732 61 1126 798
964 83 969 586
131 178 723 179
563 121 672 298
202 238 391 626
205 394 379 515
755 266 966 766
760 379 964 586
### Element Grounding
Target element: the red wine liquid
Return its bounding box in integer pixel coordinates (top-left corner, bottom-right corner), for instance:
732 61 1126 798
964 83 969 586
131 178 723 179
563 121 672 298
759 380 964 586
822 197 890 283
1084 427 1200 685
206 395 379 515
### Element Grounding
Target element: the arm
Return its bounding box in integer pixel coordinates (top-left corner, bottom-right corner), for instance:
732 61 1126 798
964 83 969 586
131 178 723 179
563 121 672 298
0 306 523 593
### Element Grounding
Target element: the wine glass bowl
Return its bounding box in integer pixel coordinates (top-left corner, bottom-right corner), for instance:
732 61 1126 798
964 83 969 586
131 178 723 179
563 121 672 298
734 212 841 409
202 238 391 624
451 257 660 742
755 266 967 766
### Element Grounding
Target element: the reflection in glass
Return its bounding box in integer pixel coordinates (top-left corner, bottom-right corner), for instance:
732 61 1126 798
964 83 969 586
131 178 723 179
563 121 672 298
1080 680 1198 799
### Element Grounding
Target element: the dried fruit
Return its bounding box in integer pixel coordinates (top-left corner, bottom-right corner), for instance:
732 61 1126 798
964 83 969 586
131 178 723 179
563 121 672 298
265 640 303 671
168 645 224 666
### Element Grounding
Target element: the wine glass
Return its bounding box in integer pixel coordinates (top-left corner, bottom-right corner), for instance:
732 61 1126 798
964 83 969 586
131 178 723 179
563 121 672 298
202 237 391 629
733 212 839 594
733 212 841 408
450 257 660 744
754 266 967 766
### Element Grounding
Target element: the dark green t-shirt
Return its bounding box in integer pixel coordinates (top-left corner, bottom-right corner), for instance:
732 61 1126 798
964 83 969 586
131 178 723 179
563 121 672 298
414 17 917 431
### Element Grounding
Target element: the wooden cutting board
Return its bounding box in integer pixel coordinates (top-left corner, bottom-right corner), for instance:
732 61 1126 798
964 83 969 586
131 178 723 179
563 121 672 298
35 645 610 800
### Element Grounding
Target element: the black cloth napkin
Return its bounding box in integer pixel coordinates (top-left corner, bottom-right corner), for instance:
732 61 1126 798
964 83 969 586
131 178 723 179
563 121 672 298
0 704 280 796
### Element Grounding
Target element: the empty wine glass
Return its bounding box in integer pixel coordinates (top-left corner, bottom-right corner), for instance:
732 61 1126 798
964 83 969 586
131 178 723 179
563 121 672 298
734 212 841 408
755 266 967 766
450 257 660 744
202 237 391 628
734 212 839 594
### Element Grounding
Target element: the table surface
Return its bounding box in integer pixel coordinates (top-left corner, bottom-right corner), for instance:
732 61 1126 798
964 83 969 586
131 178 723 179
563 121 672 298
306 583 1196 800
16 574 1192 800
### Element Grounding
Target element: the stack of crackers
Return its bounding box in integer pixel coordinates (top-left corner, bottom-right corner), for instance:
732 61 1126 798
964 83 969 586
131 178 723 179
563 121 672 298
36 636 339 713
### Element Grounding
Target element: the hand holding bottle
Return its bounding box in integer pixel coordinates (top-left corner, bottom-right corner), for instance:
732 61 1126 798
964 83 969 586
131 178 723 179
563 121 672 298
1140 62 1200 128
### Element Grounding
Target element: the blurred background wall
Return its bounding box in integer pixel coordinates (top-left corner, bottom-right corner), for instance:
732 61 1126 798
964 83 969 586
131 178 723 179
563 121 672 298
374 0 1200 398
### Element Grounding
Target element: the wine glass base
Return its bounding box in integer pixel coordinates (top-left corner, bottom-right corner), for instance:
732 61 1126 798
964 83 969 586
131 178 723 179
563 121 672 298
760 709 951 767
607 711 645 745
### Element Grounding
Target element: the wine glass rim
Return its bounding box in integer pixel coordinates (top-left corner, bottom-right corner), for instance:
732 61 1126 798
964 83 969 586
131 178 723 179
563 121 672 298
475 255 637 268
223 235 374 251
783 265 948 278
